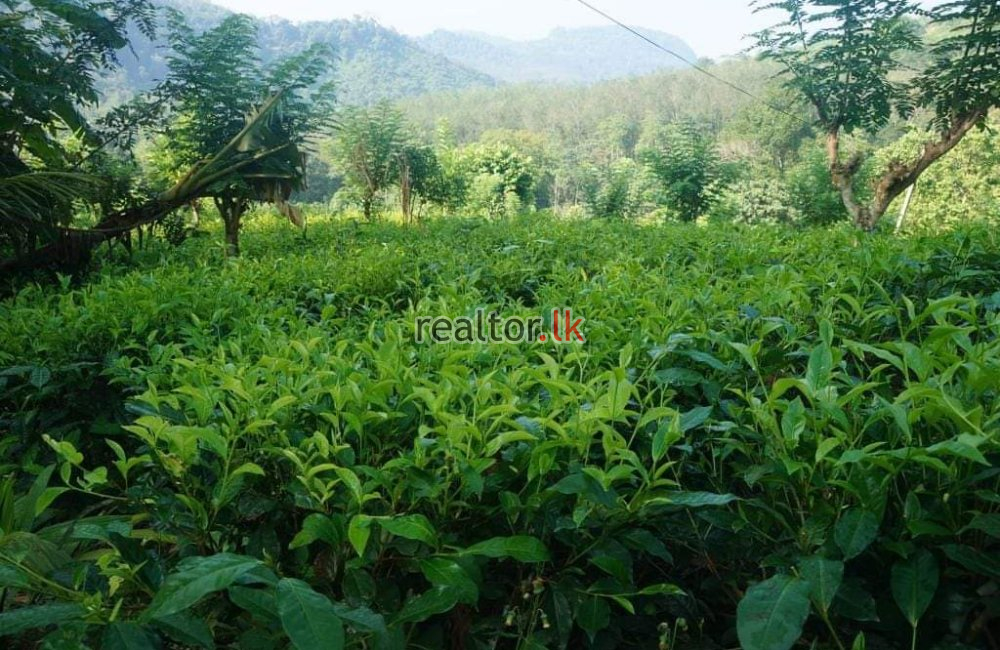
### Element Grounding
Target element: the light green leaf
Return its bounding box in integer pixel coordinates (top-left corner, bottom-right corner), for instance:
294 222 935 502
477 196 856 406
781 398 806 444
348 515 372 558
807 343 833 390
378 514 437 546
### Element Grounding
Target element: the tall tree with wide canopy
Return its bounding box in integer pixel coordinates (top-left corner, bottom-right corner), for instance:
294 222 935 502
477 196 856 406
0 0 154 255
161 11 335 255
753 0 1000 229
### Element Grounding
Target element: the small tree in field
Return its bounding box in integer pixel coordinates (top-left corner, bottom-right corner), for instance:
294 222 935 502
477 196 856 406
639 120 722 222
162 12 333 255
329 103 405 222
754 0 1000 230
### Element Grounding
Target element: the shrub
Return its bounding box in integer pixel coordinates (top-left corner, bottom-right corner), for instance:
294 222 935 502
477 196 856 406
1 215 998 649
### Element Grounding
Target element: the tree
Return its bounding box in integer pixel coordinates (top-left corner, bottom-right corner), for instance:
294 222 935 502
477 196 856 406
459 141 537 218
397 143 450 222
328 103 406 221
639 120 722 222
0 0 155 254
162 12 334 255
753 0 1000 229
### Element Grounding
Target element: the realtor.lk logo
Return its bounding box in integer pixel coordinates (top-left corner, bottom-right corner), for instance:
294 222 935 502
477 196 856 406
415 308 586 345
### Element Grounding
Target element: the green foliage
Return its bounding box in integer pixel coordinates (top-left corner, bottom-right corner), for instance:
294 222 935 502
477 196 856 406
0 0 155 171
461 141 537 208
159 11 334 254
710 178 801 225
754 0 1000 228
639 120 723 221
785 145 855 225
328 103 406 221
0 0 154 252
872 121 1000 232
2 214 1000 647
581 158 646 220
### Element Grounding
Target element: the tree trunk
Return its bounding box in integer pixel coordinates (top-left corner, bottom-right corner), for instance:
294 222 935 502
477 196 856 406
826 108 987 231
215 195 246 257
868 108 986 224
826 129 870 229
190 200 201 227
400 160 412 223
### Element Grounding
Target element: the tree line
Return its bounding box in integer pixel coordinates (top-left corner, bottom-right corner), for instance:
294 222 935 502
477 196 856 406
1 0 999 273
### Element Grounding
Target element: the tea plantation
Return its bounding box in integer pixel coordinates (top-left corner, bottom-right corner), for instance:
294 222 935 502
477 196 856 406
1 214 998 649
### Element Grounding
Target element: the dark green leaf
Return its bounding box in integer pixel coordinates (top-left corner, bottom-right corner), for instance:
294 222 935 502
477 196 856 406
736 575 811 650
419 558 478 603
835 509 879 560
574 595 610 642
393 585 460 624
891 550 939 627
146 554 263 620
378 515 437 545
0 604 84 637
799 556 843 614
459 536 550 562
102 622 161 650
276 578 345 650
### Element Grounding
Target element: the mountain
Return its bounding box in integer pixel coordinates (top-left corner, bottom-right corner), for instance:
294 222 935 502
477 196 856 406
102 0 496 106
417 26 698 84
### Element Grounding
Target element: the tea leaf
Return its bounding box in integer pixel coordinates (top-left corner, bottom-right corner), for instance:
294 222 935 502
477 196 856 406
277 578 345 650
459 536 550 562
736 574 811 650
891 550 939 627
379 514 437 546
799 556 844 614
0 604 84 637
835 509 879 560
394 585 461 624
102 622 160 650
146 554 264 619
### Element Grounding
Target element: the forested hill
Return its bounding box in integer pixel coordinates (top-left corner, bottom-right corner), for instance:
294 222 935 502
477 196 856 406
417 26 698 83
100 0 497 105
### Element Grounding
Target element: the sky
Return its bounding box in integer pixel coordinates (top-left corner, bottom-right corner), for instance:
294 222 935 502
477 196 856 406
208 0 776 59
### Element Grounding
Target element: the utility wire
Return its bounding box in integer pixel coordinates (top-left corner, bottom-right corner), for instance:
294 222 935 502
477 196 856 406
570 0 811 124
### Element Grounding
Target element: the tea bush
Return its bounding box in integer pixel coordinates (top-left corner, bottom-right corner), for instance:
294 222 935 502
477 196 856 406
1 213 998 649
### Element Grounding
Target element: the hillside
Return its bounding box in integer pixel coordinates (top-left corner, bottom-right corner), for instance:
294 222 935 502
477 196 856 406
399 57 777 144
417 26 698 84
101 0 496 105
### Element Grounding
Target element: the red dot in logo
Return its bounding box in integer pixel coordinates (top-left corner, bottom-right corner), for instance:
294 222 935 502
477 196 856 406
538 334 547 342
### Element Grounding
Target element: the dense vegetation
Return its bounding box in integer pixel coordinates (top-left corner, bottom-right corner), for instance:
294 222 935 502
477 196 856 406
2 214 1000 649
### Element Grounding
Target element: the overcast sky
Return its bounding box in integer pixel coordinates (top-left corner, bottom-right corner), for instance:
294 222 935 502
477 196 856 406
209 0 777 58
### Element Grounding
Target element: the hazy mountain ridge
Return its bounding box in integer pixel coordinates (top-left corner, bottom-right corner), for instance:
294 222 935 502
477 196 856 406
103 0 497 105
418 26 698 83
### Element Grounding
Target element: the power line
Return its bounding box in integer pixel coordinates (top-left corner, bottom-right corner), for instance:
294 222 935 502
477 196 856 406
570 0 810 124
